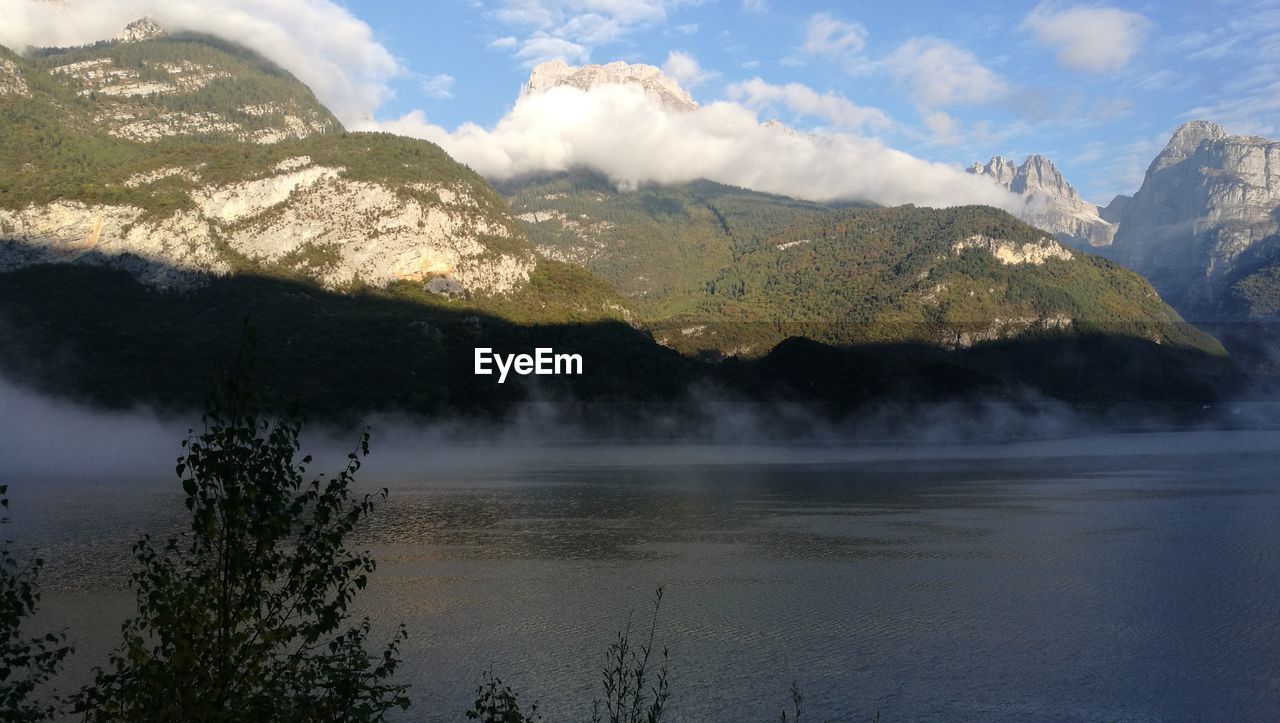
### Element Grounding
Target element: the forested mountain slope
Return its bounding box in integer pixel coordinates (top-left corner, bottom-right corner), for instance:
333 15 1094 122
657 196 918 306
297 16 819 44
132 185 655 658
502 173 1216 357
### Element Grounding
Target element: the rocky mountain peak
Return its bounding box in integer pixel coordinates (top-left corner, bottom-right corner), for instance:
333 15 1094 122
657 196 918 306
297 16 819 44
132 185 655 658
968 154 1113 248
968 156 1019 186
1109 121 1280 318
521 60 698 112
1151 120 1228 172
1014 154 1077 200
117 17 164 44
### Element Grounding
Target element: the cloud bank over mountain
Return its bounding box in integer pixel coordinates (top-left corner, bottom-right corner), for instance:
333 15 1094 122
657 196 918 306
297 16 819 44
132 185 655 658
373 83 1017 209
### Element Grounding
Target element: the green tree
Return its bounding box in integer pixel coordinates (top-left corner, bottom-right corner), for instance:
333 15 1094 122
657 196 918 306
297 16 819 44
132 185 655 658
1 485 73 722
75 358 409 721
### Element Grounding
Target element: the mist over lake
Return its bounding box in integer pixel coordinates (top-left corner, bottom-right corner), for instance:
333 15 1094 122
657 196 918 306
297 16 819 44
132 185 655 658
10 429 1280 720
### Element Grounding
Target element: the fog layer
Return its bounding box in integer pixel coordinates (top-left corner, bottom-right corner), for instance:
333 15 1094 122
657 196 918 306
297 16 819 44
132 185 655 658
6 376 1279 485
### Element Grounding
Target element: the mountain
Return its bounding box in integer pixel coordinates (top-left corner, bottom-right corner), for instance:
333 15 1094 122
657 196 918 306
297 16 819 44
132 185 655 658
520 59 698 112
0 30 1244 420
499 170 836 314
501 171 1218 357
687 204 1213 356
0 31 615 313
1106 120 1280 320
967 155 1116 248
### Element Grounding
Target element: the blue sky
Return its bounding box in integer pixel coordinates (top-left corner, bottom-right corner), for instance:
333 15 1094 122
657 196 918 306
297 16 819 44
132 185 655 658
346 0 1279 203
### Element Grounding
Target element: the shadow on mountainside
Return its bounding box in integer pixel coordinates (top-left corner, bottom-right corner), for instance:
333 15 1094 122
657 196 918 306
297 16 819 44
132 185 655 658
0 261 1250 431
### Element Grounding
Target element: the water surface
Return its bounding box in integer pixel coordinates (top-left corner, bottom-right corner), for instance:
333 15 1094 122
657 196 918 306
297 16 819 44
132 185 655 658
12 432 1280 721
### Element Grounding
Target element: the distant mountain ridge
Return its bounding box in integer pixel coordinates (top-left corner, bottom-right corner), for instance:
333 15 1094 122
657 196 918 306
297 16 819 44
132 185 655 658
502 171 1218 357
967 154 1116 249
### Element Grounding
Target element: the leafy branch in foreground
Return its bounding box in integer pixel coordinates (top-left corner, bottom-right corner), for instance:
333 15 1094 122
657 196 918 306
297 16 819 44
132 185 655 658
466 666 542 723
74 352 408 721
1 485 73 722
593 586 670 723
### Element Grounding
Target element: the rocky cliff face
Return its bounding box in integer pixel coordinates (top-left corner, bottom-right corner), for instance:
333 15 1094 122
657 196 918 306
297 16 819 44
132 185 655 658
520 60 698 112
0 57 28 96
968 155 1116 249
1108 120 1280 319
0 28 536 295
0 156 533 291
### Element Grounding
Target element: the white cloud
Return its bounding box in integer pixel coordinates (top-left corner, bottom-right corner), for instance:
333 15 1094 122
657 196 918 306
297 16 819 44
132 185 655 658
420 73 455 99
490 0 691 63
1170 1 1280 136
801 12 866 60
882 38 1010 108
370 83 1020 210
0 0 401 124
488 36 519 50
662 50 713 87
742 0 768 13
1021 3 1150 73
557 13 624 45
725 77 891 131
921 110 962 146
515 33 591 66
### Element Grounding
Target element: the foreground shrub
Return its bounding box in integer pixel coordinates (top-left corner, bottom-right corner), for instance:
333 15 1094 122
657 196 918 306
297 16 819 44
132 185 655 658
75 356 408 722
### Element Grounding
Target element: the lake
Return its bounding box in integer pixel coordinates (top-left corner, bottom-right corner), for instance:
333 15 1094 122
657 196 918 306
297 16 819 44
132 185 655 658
10 431 1280 721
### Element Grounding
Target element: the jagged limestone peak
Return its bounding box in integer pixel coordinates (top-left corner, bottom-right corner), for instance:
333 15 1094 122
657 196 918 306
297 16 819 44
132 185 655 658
968 154 1114 248
1151 120 1229 172
521 59 698 112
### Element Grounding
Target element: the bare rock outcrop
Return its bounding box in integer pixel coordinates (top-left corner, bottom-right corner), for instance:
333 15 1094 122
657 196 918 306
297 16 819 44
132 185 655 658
0 58 28 96
117 17 164 44
968 155 1116 248
952 234 1074 265
0 158 534 294
521 60 698 112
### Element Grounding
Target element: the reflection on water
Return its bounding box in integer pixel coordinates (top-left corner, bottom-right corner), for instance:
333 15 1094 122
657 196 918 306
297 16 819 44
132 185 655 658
11 433 1280 721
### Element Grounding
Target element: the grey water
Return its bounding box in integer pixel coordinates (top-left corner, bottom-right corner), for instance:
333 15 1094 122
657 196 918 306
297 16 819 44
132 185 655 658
9 432 1280 721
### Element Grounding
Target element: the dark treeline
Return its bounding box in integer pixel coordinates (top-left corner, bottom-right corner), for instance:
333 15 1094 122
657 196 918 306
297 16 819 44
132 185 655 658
0 263 1245 430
